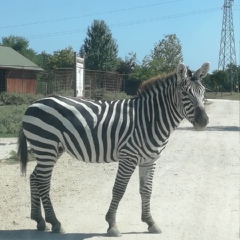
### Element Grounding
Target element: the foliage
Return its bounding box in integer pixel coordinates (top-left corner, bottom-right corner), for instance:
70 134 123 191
127 34 183 84
0 92 43 106
225 63 240 91
48 46 75 70
2 33 239 97
209 70 229 92
1 35 37 63
35 51 52 70
201 63 240 93
85 88 130 100
0 105 28 135
0 92 131 136
1 35 75 72
52 89 74 97
116 52 137 75
129 56 162 81
0 92 43 135
116 52 142 95
80 20 118 71
150 34 183 73
102 91 130 101
35 47 75 72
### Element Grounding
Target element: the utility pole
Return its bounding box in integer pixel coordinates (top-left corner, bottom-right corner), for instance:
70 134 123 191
218 0 237 93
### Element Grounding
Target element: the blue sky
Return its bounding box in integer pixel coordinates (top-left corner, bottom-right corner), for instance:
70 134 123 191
0 0 239 72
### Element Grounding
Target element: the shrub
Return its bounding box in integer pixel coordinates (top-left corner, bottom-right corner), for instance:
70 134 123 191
0 92 44 106
102 91 131 101
0 91 132 136
0 105 28 136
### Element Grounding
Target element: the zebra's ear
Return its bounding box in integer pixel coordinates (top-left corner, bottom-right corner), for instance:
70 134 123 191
177 63 187 84
196 62 210 79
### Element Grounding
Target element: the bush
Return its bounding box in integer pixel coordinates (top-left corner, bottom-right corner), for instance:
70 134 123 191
85 89 131 101
0 92 44 106
102 91 131 101
52 89 74 97
0 91 132 136
0 105 28 136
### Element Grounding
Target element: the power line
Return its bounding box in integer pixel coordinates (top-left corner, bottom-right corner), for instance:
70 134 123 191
26 7 221 40
110 7 221 27
1 0 83 15
0 0 182 29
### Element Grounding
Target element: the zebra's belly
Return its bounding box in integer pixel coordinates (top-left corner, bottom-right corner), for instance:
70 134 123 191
66 147 120 163
118 142 167 166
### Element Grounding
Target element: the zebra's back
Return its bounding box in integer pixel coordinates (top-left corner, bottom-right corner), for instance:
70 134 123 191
22 96 135 163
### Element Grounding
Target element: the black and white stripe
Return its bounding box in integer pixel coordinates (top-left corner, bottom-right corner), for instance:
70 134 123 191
18 62 210 236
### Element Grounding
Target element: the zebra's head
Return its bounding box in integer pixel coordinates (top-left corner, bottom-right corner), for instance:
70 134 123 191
176 62 210 131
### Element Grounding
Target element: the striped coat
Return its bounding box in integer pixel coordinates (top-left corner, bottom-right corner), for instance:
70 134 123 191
18 62 210 236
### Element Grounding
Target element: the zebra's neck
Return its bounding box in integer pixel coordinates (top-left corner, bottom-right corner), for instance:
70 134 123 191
133 75 183 147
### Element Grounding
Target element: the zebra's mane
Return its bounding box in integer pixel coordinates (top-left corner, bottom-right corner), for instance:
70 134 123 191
137 67 195 95
137 71 176 95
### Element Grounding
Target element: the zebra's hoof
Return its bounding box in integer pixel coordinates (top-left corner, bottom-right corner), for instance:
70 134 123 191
37 219 46 231
148 224 161 234
107 227 122 237
52 223 65 233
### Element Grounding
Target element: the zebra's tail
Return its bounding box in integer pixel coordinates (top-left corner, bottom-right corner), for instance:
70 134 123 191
18 126 28 176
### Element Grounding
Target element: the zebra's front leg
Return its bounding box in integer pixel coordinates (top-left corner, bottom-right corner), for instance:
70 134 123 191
30 168 46 231
139 161 161 234
105 160 137 237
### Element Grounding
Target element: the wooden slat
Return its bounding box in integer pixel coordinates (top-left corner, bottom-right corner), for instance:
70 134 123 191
6 78 36 94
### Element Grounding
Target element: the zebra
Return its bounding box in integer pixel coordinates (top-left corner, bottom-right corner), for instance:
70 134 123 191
18 62 210 236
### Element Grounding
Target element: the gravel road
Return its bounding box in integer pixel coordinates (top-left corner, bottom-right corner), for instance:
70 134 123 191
0 99 239 240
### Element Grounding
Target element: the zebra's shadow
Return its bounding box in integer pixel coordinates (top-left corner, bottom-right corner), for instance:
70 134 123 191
0 229 106 240
0 229 149 240
177 125 240 132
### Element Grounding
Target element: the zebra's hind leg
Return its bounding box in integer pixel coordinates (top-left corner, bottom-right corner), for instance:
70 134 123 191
34 160 63 233
139 161 161 234
105 159 137 237
30 168 46 231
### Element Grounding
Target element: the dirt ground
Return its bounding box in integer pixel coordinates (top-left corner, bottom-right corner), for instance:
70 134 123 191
0 99 239 240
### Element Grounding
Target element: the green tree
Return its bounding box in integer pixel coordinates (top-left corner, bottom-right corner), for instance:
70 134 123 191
236 65 240 92
116 52 137 75
80 20 118 71
150 34 183 73
128 34 183 83
129 55 160 81
1 35 37 62
225 63 239 92
48 46 74 70
210 70 228 92
35 51 52 70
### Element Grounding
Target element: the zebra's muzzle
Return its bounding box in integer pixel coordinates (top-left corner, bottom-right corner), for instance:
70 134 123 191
193 106 209 131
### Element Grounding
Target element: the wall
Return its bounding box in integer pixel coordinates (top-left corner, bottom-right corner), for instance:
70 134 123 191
5 69 37 94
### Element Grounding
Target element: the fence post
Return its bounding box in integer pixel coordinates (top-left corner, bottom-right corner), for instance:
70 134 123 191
74 52 77 97
74 53 85 98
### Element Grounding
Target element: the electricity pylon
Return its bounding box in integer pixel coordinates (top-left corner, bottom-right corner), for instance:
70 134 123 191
218 0 237 92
